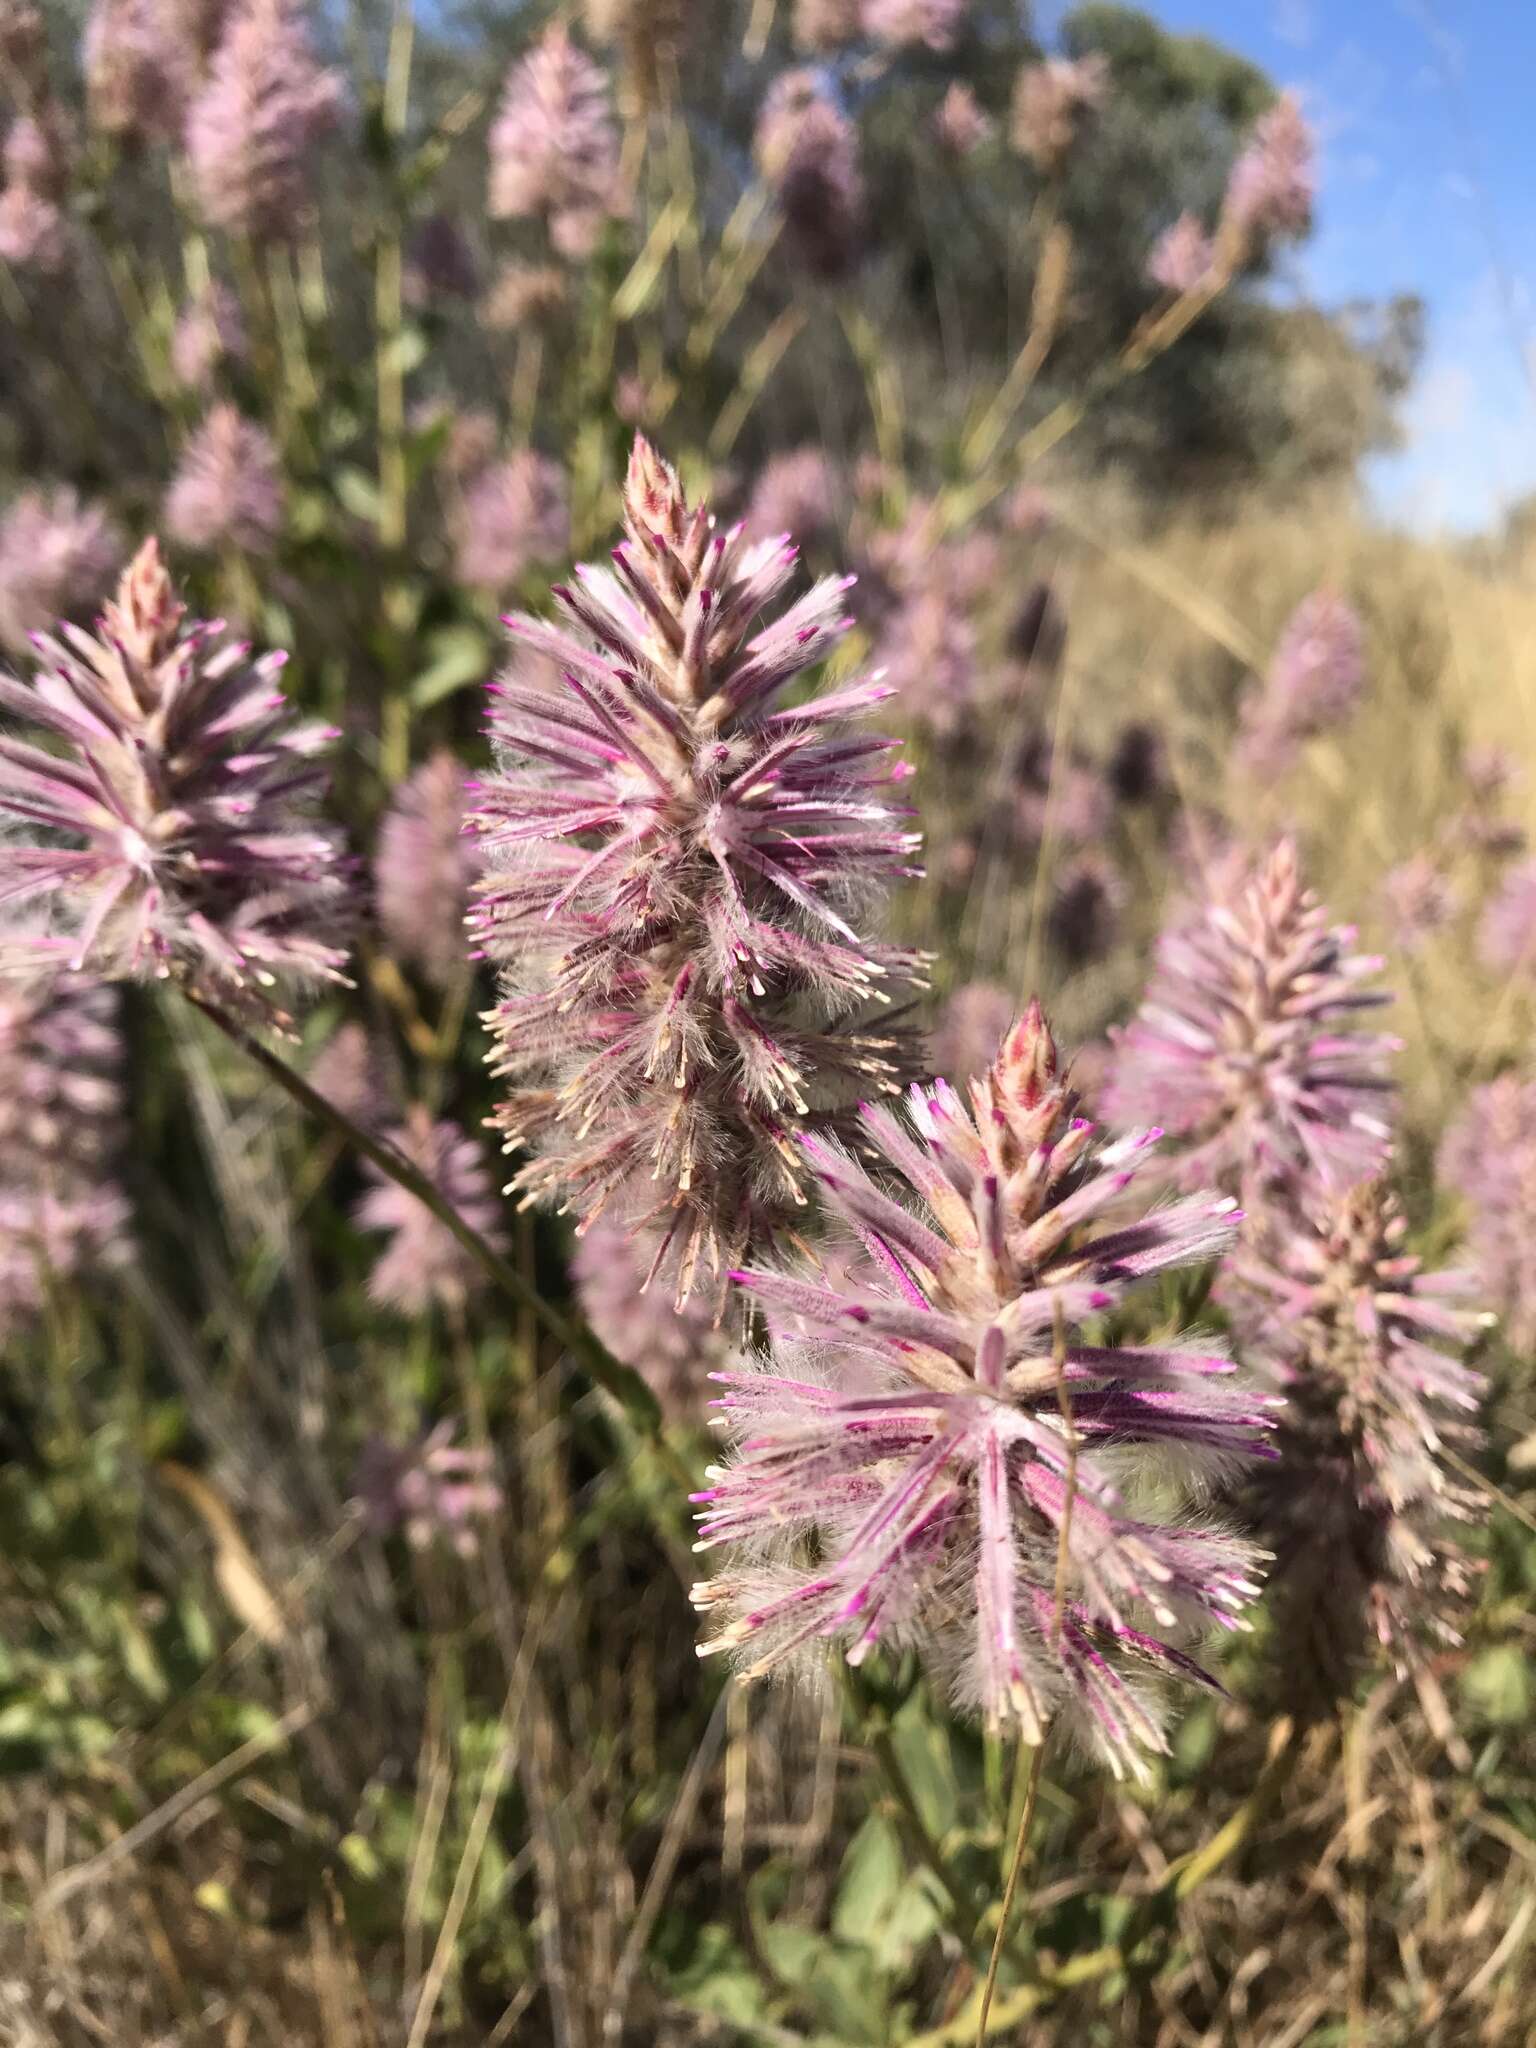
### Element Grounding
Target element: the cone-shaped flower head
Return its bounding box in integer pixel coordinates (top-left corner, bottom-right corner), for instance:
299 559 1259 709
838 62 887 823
1222 90 1313 248
1226 1179 1486 1700
469 436 924 1306
488 23 622 260
1011 55 1106 174
934 81 991 157
792 0 859 52
0 487 123 653
375 749 477 989
356 1107 508 1316
1239 588 1365 773
164 404 284 556
1440 1074 1536 1353
0 539 350 1016
84 0 193 143
693 1006 1270 1777
454 451 568 592
572 1217 735 1421
354 1421 503 1554
1147 211 1214 294
754 68 864 280
1105 841 1396 1200
170 281 247 390
1477 856 1536 979
185 0 344 239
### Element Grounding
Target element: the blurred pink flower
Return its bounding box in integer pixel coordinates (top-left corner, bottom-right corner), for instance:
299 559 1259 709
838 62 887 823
488 23 622 259
1222 91 1313 246
354 1421 503 1555
185 0 345 239
0 486 123 652
934 81 991 157
375 750 477 989
1011 55 1106 174
170 281 247 389
755 68 864 278
356 1108 508 1316
863 0 966 53
84 0 192 143
165 404 284 555
455 451 568 591
572 1219 734 1421
930 981 1014 1081
1147 211 1214 294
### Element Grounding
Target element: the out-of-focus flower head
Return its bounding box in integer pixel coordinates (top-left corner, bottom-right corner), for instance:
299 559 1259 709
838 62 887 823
356 1107 508 1316
488 22 623 260
755 68 865 280
170 281 247 389
454 450 569 592
468 436 924 1307
1004 578 1066 673
84 0 192 144
354 1421 503 1555
862 0 966 53
1147 211 1214 294
375 749 477 989
1380 854 1457 956
572 1218 734 1421
0 109 71 273
0 1 47 100
1221 91 1314 249
1225 1179 1486 1701
185 0 345 240
1011 55 1106 175
1477 856 1536 979
307 1018 399 1130
878 578 978 741
481 259 567 332
933 80 991 157
1105 840 1397 1200
1239 589 1365 772
0 487 123 653
792 0 860 52
1107 720 1166 805
405 212 479 306
744 447 839 553
4 108 68 196
693 1003 1270 1778
1048 850 1124 967
1453 743 1525 858
165 403 284 556
1440 1074 1536 1354
1006 482 1053 535
0 539 350 1016
930 980 1014 1082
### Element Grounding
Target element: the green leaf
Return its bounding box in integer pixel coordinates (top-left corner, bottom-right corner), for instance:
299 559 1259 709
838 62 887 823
1464 1644 1531 1725
334 467 382 527
408 625 492 709
887 1697 960 1840
833 1812 903 1947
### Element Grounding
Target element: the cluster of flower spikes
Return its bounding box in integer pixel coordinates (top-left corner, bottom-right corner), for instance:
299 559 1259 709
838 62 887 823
356 1105 508 1318
1440 1073 1536 1353
692 1003 1274 1779
1222 1179 1487 1708
0 538 351 1022
1104 839 1398 1203
0 964 129 1328
469 436 925 1310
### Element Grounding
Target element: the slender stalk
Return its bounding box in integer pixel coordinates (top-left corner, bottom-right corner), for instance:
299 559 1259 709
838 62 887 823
181 989 662 1431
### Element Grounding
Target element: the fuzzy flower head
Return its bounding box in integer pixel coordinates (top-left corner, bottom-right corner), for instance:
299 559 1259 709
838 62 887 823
185 0 345 239
934 81 991 157
931 981 1014 1084
744 448 839 553
1380 854 1457 956
1105 841 1397 1200
1440 1075 1536 1354
0 488 123 654
469 436 924 1306
0 539 350 1015
455 451 569 592
1011 55 1106 175
170 282 247 390
754 69 865 280
165 404 284 556
84 0 193 143
0 179 67 271
573 1217 734 1421
356 1108 508 1317
355 1421 503 1555
862 0 966 52
1227 1180 1486 1698
1222 90 1314 248
1147 211 1214 294
488 23 622 260
375 749 476 989
1240 589 1365 771
692 1004 1270 1777
1477 856 1536 979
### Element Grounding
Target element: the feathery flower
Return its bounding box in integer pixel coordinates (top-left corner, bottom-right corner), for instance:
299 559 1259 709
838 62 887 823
573 1218 734 1421
755 69 864 280
862 0 966 53
1048 851 1124 967
455 451 569 592
0 487 123 653
1226 1180 1486 1696
488 23 622 260
354 1421 503 1554
164 404 284 555
744 448 839 552
185 0 345 239
0 539 349 1013
792 0 860 51
170 281 247 389
307 1018 399 1129
1147 211 1214 294
878 581 978 742
930 980 1013 1083
469 436 923 1305
1105 841 1397 1198
4 108 68 196
1240 589 1365 771
375 749 476 988
1381 854 1457 956
933 81 991 157
1222 90 1314 247
0 179 67 270
481 259 567 332
1477 856 1536 978
356 1107 508 1316
84 0 192 143
1440 1075 1536 1353
1011 55 1106 175
692 1005 1270 1776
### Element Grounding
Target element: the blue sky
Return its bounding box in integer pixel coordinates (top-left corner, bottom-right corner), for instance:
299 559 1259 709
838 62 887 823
1044 1 1536 532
